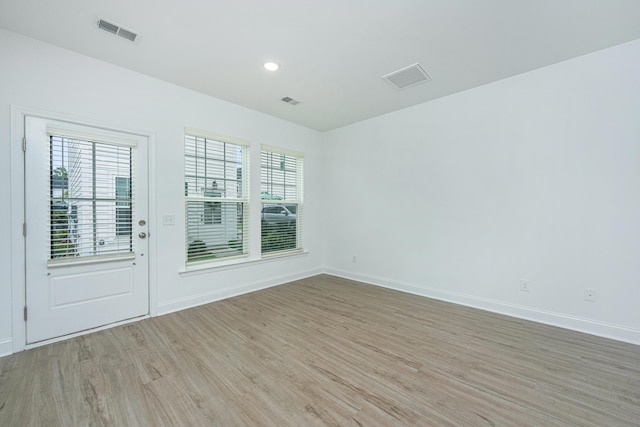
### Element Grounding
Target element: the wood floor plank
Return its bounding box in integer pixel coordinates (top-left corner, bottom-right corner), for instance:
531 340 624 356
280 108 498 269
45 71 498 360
1 274 639 426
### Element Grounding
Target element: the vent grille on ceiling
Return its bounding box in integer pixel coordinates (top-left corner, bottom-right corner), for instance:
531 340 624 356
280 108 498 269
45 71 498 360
97 19 139 42
281 96 301 106
382 63 431 90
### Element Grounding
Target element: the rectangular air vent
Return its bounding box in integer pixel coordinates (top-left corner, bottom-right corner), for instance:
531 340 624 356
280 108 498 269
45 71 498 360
281 96 301 106
382 63 431 90
97 19 118 34
117 28 137 42
97 19 138 42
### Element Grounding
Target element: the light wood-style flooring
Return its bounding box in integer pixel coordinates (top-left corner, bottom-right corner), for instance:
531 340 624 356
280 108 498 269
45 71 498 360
1 274 639 426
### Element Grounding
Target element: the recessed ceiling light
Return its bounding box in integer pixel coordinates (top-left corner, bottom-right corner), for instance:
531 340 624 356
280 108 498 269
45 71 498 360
264 62 280 71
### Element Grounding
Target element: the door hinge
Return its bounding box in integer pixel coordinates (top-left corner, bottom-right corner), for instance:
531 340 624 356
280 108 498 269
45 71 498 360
23 222 27 236
22 137 26 152
24 306 28 321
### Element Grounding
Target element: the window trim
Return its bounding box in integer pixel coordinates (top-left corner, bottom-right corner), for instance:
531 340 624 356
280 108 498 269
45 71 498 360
179 248 309 276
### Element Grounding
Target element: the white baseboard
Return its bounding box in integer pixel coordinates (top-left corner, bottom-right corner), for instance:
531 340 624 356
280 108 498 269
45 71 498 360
324 268 640 346
3 267 635 359
158 267 323 316
0 338 12 357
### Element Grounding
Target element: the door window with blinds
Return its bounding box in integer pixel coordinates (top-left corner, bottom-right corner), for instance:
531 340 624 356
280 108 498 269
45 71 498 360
261 146 303 255
49 134 135 261
185 131 249 263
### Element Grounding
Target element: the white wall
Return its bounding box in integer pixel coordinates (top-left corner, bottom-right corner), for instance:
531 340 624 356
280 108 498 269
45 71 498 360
323 39 640 344
0 29 324 355
2 28 639 356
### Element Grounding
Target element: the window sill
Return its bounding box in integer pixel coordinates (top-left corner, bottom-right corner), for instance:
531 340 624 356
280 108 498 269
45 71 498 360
178 250 309 277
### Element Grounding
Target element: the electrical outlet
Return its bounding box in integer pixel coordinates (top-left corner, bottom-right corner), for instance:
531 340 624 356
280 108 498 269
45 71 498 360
162 215 175 226
520 280 531 292
352 255 357 263
584 288 597 302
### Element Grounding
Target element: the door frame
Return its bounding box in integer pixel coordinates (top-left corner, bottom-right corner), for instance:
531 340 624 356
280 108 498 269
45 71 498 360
10 105 158 353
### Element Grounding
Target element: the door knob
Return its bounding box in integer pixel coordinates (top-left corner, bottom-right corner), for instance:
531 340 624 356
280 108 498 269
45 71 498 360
138 232 147 239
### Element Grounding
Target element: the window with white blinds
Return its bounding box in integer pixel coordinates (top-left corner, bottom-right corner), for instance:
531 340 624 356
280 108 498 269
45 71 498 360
185 132 249 263
261 146 303 255
49 135 134 260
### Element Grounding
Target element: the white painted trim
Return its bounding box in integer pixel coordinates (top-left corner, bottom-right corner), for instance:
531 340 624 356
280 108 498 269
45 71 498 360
179 250 309 276
147 132 158 317
158 267 322 315
11 105 155 138
9 105 157 355
0 338 13 358
11 106 27 354
324 268 640 346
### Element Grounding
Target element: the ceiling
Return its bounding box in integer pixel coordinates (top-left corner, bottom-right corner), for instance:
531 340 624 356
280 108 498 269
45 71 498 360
1 1 640 132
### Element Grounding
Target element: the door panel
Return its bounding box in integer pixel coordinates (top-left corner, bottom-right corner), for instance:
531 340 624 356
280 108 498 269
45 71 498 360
50 266 133 307
25 117 149 344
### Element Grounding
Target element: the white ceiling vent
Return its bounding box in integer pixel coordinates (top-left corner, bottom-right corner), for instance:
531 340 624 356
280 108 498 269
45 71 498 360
281 96 301 106
97 19 139 42
382 63 432 90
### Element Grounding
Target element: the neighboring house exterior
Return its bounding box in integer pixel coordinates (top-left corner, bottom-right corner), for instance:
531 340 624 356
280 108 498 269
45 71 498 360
186 179 241 252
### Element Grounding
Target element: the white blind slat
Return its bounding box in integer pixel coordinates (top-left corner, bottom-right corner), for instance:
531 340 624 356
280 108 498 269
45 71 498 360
261 149 303 255
48 135 134 261
185 133 249 263
47 125 138 148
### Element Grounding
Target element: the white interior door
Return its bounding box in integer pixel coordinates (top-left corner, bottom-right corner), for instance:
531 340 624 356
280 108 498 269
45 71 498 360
24 116 149 344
